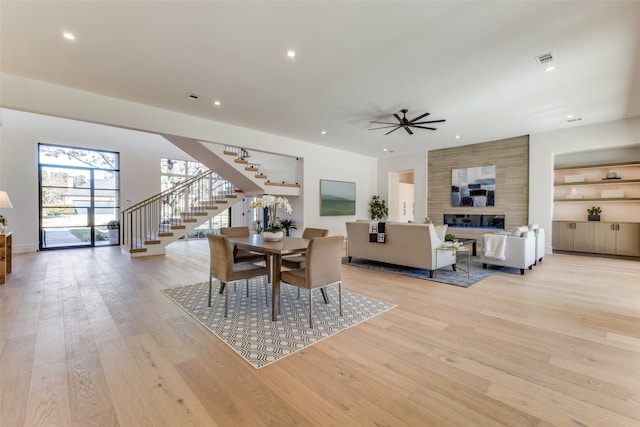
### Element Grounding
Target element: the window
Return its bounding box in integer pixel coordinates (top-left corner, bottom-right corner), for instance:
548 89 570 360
161 158 229 237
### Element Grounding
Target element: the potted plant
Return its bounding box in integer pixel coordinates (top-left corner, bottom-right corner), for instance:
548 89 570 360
279 218 297 236
445 233 456 241
587 206 601 221
369 195 388 220
106 219 119 243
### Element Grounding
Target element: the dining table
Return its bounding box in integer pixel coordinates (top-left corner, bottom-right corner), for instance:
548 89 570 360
230 234 330 321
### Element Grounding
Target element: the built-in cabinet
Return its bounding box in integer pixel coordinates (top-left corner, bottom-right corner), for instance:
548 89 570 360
553 221 640 256
552 221 595 253
593 222 640 256
553 161 640 257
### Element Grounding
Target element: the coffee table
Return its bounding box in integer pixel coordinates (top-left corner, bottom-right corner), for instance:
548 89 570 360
449 238 476 256
435 245 471 279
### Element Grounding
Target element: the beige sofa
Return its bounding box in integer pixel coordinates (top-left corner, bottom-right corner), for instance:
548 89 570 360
345 221 456 278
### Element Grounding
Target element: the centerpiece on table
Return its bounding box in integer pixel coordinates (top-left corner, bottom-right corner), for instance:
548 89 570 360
250 195 293 241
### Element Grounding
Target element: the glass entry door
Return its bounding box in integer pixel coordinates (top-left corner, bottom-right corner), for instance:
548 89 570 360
39 144 120 249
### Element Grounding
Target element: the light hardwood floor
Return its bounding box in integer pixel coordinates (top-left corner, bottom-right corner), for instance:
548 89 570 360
1 241 639 427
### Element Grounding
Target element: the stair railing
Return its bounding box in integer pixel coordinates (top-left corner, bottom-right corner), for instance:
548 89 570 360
121 170 236 250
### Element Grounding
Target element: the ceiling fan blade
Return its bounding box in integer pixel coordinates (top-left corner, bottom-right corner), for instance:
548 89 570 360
411 125 437 131
393 113 403 124
412 119 446 125
405 127 414 135
369 125 402 130
369 120 401 125
385 126 402 135
409 112 430 123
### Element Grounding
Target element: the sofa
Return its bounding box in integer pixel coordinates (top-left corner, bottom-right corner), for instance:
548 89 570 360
480 226 536 275
345 221 456 278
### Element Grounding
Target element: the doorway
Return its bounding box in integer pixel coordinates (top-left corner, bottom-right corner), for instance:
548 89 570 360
39 143 120 249
388 170 414 222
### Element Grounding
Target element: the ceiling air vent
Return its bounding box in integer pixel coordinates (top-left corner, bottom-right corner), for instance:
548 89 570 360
535 52 555 65
567 117 582 123
186 92 203 101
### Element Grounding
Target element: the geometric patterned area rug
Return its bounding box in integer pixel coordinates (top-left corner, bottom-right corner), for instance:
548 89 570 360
342 256 513 288
162 281 395 369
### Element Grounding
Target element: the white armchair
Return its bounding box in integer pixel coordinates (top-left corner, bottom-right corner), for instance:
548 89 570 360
480 228 536 275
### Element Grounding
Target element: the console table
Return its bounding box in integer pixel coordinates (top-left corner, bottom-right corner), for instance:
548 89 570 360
0 231 12 285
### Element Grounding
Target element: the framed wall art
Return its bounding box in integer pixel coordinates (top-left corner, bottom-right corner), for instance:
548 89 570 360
451 165 496 207
319 179 356 216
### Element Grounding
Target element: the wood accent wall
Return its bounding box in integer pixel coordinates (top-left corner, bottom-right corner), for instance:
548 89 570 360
427 136 530 246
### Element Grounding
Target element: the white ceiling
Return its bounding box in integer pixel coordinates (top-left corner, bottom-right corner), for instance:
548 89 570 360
2 1 640 158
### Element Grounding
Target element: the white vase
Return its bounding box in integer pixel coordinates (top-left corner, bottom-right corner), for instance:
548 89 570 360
263 230 284 241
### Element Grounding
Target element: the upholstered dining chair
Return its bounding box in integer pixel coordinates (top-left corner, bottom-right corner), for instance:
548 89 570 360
280 235 344 328
207 233 269 316
281 227 329 270
219 226 266 265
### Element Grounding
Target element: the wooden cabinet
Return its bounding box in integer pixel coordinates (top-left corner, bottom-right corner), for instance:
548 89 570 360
593 222 640 256
0 232 12 285
553 221 640 256
552 221 594 252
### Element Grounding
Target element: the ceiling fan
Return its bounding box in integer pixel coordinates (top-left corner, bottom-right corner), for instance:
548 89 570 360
369 109 446 135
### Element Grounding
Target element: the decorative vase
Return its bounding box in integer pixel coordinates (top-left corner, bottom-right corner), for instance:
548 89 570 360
263 230 284 241
588 215 600 222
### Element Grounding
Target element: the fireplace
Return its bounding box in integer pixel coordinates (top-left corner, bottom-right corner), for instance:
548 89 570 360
444 214 505 230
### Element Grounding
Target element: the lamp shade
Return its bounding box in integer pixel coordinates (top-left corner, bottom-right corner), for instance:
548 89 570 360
0 191 13 208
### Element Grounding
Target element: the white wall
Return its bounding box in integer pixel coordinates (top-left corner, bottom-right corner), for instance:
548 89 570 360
0 73 377 250
529 116 640 252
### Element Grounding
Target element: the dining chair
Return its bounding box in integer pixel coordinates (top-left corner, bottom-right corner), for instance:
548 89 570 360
219 226 266 264
207 233 269 316
280 235 344 328
281 227 329 270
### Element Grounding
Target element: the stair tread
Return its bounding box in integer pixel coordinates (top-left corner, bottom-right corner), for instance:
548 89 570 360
265 182 300 188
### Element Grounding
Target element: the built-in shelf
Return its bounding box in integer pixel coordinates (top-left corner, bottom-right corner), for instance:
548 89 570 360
554 198 640 202
553 161 640 257
554 179 640 186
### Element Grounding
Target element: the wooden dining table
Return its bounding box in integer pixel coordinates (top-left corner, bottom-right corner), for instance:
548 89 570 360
229 235 311 321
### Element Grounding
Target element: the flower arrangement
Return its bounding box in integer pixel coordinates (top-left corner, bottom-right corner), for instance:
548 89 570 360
0 215 7 226
250 195 293 232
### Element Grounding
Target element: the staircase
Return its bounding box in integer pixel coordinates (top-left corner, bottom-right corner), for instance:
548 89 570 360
120 170 241 257
120 143 300 257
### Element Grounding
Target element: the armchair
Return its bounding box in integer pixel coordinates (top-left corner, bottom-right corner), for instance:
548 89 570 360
480 228 536 275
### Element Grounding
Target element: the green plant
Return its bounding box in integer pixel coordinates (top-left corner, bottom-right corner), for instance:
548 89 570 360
0 214 7 226
445 233 456 241
106 219 119 229
369 195 388 220
587 206 601 216
279 218 297 236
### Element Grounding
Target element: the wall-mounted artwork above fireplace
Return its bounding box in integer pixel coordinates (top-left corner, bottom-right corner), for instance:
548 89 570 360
452 165 496 207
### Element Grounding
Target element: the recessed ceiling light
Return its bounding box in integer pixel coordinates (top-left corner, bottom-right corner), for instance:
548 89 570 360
455 135 461 139
544 66 555 72
383 148 388 151
63 32 75 40
567 114 574 118
321 131 326 135
214 100 221 106
286 50 296 58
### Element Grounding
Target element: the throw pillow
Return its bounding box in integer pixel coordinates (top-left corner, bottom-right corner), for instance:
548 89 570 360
433 224 448 241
